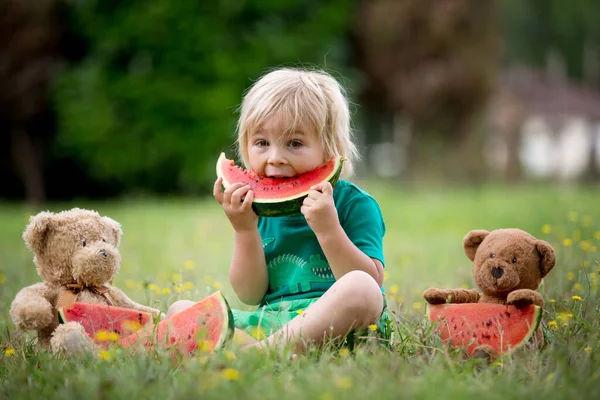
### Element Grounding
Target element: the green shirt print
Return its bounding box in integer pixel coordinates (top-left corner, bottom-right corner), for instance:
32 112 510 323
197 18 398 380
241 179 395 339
258 180 386 305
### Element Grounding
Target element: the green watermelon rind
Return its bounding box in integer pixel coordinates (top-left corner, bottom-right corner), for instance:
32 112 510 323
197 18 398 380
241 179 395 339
426 303 542 355
216 152 345 217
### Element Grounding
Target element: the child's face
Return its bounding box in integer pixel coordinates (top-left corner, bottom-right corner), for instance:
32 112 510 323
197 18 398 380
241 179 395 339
247 115 326 178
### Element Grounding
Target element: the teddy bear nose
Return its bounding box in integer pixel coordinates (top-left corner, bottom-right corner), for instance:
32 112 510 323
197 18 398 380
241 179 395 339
491 266 504 279
99 249 107 257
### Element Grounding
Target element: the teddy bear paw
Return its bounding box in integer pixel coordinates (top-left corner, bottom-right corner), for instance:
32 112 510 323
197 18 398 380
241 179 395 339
506 290 535 309
10 300 53 331
51 322 95 355
422 288 448 304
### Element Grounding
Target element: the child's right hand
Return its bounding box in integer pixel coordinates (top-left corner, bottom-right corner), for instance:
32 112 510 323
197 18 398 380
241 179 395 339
213 177 257 232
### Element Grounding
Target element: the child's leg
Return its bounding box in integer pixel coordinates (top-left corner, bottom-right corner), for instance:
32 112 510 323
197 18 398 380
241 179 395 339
246 270 383 353
166 300 259 346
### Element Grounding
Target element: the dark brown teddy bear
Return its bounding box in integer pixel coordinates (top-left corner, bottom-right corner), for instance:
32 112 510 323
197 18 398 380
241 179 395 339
423 228 556 349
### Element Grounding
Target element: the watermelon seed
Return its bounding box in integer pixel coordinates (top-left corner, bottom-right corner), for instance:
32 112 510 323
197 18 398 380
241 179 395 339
486 320 493 327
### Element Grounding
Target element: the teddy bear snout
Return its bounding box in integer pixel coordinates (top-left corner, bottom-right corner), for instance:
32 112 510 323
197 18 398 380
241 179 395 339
71 241 120 286
99 248 107 257
491 266 504 278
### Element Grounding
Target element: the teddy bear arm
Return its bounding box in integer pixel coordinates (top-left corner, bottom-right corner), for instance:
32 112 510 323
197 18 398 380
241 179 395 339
109 287 162 318
423 288 480 304
10 283 58 331
506 289 545 308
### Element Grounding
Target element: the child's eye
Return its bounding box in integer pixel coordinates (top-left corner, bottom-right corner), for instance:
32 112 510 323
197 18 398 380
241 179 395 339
288 140 303 148
255 140 268 147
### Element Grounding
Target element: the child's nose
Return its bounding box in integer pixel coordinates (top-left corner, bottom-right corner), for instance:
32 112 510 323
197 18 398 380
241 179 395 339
267 148 287 164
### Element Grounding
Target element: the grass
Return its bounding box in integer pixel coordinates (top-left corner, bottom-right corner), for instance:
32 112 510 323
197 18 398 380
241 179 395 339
0 182 599 399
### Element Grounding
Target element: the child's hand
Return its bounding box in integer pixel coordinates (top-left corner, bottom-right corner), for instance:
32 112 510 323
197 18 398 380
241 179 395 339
301 182 339 235
214 177 257 232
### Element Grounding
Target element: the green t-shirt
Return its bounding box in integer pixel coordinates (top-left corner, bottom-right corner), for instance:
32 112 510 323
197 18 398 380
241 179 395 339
258 180 386 305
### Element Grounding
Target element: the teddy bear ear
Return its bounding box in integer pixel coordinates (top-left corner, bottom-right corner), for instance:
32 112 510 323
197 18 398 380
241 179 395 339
102 216 123 246
535 239 556 278
463 230 490 261
22 211 55 254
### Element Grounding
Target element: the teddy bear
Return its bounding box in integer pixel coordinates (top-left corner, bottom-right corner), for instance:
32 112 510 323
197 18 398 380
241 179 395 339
9 208 162 355
423 228 556 353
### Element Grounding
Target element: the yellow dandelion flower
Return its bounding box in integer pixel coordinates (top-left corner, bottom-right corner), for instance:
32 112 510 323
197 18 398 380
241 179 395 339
459 283 469 289
222 368 239 381
198 356 208 365
107 332 120 342
296 309 305 316
197 340 213 352
174 285 182 293
563 239 572 247
590 273 597 281
567 272 575 281
148 283 159 291
320 392 334 400
335 376 353 390
557 312 573 322
339 348 350 357
184 260 196 270
580 241 592 252
546 373 554 382
573 283 582 292
249 327 266 341
171 273 181 282
368 324 377 331
572 295 582 301
122 320 142 333
389 284 399 295
0 273 7 284
5 348 15 356
550 299 556 303
493 361 502 367
548 320 558 330
582 215 592 227
95 330 109 342
203 275 214 285
225 351 236 361
212 282 222 290
541 224 552 234
412 302 422 310
594 231 600 241
162 288 171 294
569 212 578 223
183 281 194 291
584 347 592 353
98 350 111 361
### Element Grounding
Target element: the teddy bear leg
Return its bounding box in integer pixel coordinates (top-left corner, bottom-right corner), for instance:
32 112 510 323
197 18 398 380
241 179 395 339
51 322 95 356
471 344 498 363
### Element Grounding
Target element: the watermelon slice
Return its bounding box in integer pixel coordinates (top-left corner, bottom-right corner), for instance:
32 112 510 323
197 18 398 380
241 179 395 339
427 303 542 355
216 152 344 217
118 291 234 355
58 303 153 346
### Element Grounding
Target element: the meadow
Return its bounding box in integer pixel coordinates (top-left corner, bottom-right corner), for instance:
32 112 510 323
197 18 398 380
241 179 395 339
1 182 598 399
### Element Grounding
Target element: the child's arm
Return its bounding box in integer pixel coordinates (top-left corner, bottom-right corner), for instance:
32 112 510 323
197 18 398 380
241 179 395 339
214 178 268 305
302 182 384 287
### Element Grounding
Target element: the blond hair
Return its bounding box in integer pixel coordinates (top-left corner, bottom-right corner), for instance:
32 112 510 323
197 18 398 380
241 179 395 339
236 68 359 177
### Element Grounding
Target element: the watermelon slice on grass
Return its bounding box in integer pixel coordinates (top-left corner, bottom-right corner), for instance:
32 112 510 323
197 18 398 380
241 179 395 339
58 303 153 346
216 152 344 217
118 291 234 355
427 303 542 356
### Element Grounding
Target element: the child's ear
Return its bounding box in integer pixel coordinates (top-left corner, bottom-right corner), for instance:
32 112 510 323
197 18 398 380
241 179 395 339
103 217 123 246
463 230 490 261
22 211 55 254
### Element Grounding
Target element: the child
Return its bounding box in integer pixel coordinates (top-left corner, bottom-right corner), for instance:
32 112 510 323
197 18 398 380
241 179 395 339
168 68 390 353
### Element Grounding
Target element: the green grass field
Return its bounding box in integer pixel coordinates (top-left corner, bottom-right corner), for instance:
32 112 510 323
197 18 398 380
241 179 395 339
1 183 599 399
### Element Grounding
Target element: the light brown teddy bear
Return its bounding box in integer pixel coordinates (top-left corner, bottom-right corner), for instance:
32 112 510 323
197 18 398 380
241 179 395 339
10 208 162 355
423 228 556 350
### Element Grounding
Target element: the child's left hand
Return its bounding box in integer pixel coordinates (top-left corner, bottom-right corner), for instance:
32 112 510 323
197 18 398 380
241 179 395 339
301 182 339 235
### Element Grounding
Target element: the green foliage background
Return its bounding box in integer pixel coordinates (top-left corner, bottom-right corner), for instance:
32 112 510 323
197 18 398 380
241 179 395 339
54 0 355 194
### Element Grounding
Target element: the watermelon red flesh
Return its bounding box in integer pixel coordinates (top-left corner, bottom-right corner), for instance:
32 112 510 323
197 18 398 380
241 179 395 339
427 303 542 355
216 152 343 202
58 303 152 345
118 291 234 355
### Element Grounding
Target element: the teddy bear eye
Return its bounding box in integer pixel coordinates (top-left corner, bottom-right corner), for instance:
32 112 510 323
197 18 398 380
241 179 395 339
82 240 87 247
101 238 106 243
512 257 517 263
490 253 495 259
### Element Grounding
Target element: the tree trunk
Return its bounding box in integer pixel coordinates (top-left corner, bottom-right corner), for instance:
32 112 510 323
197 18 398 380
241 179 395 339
11 125 45 204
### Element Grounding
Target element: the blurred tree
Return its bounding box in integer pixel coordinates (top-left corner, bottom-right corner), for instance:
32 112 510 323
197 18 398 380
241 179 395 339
0 0 62 204
351 0 501 181
54 0 356 195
